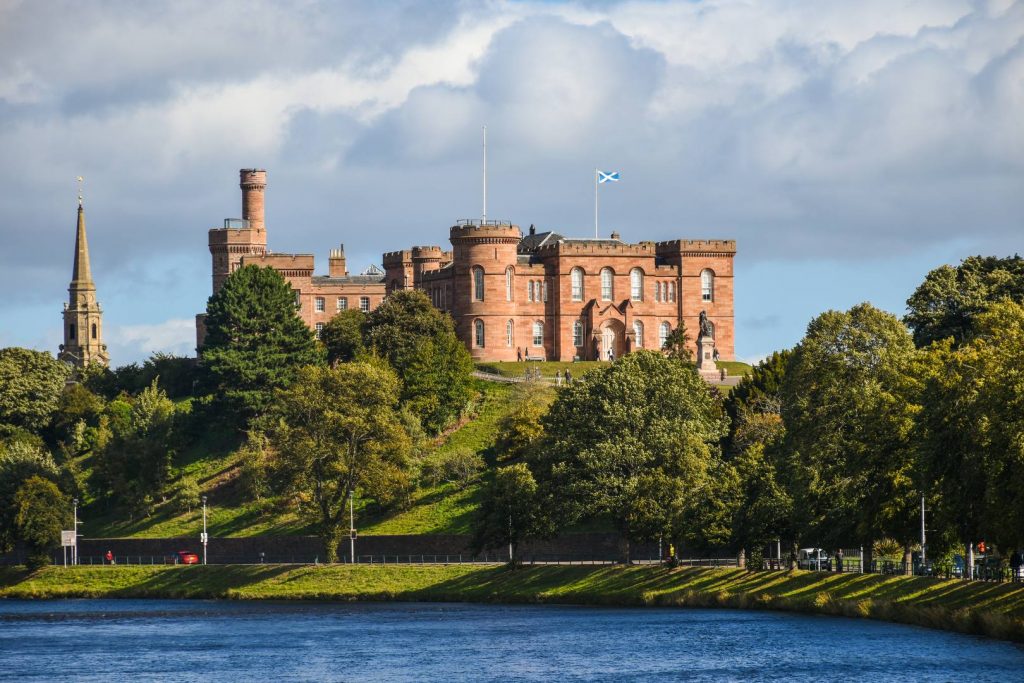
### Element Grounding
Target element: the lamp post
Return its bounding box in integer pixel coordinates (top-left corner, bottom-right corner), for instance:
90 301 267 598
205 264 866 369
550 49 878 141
72 498 78 566
201 495 208 565
348 490 356 563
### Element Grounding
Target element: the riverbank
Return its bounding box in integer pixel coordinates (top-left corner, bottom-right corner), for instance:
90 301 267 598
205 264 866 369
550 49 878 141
3 564 1024 642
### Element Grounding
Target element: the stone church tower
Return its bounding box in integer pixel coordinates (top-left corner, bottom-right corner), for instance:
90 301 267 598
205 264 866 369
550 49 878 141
59 193 109 368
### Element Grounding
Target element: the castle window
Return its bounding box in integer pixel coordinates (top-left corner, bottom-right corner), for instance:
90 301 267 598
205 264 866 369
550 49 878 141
701 269 714 302
630 269 644 301
572 320 583 348
668 282 676 303
472 266 485 301
91 323 97 339
542 280 548 303
528 281 535 302
359 296 370 313
659 322 671 349
506 320 514 347
655 282 662 303
315 322 324 338
601 268 613 301
474 319 485 348
633 321 644 349
294 291 301 308
506 267 514 301
69 324 75 341
532 321 544 347
315 297 325 312
337 297 347 311
571 268 584 301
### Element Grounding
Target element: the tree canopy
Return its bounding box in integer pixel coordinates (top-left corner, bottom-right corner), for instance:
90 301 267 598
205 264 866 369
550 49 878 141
200 265 324 424
320 309 366 365
0 348 71 432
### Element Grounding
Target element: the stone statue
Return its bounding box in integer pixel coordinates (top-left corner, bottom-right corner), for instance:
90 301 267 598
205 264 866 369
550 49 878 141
699 310 713 340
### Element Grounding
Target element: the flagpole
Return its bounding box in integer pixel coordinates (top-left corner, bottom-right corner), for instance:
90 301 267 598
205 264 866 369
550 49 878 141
594 168 599 238
482 125 487 224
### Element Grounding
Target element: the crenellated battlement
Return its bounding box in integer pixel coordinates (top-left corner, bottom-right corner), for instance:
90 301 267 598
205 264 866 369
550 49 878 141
655 239 736 255
449 220 521 243
535 240 656 257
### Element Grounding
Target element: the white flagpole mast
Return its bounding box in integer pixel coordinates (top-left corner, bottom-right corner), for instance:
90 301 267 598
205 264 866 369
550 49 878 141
594 168 599 238
482 125 487 224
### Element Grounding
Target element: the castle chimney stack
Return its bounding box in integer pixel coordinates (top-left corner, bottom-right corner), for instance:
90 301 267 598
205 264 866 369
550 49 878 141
240 168 266 231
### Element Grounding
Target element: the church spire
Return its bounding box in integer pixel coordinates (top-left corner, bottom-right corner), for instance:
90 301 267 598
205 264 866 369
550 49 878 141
60 177 108 368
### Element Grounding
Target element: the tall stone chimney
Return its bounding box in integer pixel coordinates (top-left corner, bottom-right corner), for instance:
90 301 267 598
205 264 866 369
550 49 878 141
329 245 347 277
240 168 266 231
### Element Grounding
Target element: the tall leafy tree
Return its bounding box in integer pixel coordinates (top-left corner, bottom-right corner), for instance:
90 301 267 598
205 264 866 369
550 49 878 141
534 351 727 562
270 362 410 561
723 350 790 455
320 309 366 365
363 290 473 433
0 442 59 553
471 463 551 564
15 476 67 569
201 265 324 424
782 303 919 566
0 348 71 432
905 255 1024 348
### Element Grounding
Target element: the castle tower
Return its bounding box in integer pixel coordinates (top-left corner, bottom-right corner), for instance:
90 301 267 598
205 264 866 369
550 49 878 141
208 168 268 293
59 192 109 368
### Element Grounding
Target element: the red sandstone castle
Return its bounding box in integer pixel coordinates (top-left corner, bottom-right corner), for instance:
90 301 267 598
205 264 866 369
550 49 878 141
199 169 735 364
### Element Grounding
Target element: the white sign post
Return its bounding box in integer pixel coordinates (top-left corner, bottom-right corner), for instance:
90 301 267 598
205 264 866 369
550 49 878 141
61 530 76 568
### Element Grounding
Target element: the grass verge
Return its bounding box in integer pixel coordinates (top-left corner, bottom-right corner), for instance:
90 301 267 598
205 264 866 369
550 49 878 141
3 565 1024 642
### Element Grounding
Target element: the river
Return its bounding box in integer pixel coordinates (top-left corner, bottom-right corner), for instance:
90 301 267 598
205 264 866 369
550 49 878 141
1 600 1022 681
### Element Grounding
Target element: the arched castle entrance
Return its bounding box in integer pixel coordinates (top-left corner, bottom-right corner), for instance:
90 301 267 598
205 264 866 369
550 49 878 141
598 320 626 360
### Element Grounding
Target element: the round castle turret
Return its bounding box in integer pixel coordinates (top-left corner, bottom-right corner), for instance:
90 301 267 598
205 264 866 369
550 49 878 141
240 169 267 232
449 221 522 361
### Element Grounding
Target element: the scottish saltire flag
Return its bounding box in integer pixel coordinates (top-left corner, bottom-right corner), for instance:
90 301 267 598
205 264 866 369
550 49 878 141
598 170 620 184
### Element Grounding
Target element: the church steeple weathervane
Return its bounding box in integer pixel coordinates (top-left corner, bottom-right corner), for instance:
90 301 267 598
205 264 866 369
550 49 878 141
59 175 109 368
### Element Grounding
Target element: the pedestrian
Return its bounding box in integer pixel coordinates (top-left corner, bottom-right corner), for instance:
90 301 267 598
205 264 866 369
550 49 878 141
517 347 522 362
555 370 562 386
608 348 614 362
835 548 844 573
1011 549 1022 581
105 550 114 565
565 369 572 385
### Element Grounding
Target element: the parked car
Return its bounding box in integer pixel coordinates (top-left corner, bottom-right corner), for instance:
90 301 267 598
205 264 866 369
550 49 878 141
797 548 831 571
175 550 200 565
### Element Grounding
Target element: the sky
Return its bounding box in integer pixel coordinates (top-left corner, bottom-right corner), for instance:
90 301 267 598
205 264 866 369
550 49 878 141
0 0 1021 366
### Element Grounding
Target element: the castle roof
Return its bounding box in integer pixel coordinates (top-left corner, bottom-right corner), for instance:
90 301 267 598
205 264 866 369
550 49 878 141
312 274 385 286
517 229 562 254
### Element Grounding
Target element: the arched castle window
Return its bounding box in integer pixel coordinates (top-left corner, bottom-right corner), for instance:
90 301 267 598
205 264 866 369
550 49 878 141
601 268 614 301
472 266 485 301
668 282 676 303
542 280 548 303
532 321 544 347
630 268 644 302
572 320 583 348
659 322 671 349
701 269 714 302
633 321 644 349
527 281 535 302
506 320 514 347
474 319 485 348
571 268 584 302
91 323 97 340
506 267 514 301
655 282 662 303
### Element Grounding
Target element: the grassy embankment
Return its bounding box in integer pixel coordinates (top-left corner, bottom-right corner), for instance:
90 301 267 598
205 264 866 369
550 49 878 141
84 379 539 538
476 360 753 380
3 564 1024 642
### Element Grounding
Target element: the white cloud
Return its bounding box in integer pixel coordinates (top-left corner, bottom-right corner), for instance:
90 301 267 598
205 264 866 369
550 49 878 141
106 319 196 365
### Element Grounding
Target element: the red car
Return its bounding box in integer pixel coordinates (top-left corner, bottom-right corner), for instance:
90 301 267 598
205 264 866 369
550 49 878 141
175 550 200 565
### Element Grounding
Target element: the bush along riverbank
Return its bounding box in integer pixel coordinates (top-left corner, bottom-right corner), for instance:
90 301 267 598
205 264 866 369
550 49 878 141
3 564 1024 642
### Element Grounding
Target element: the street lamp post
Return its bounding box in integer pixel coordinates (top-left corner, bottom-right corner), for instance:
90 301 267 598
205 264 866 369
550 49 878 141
72 498 78 566
348 490 356 563
201 496 208 565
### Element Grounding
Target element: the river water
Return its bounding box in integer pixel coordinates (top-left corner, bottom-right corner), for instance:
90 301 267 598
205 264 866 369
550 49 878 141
1 600 1022 681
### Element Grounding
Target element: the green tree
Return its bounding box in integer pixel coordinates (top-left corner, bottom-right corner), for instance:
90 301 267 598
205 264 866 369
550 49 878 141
494 386 547 462
201 265 324 424
363 290 473 433
0 348 71 432
905 255 1024 348
535 351 727 562
270 362 410 561
723 350 790 454
320 309 366 365
90 381 177 517
782 303 919 567
0 442 59 553
472 463 551 564
14 476 67 569
661 324 692 361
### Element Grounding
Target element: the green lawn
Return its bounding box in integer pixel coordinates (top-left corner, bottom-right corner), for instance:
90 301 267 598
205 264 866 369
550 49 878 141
476 361 606 379
717 360 752 377
4 564 1024 641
